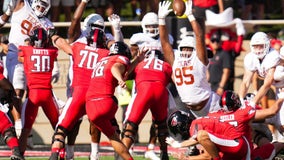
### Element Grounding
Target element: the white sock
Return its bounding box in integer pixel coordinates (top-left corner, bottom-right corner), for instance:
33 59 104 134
91 142 99 155
148 143 155 150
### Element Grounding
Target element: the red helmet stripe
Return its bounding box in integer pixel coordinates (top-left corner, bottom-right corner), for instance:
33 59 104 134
93 29 99 44
221 91 227 107
38 28 43 41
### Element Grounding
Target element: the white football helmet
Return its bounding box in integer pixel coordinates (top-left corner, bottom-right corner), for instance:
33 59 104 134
83 14 105 33
31 0 50 17
141 12 159 38
250 32 270 59
178 36 195 58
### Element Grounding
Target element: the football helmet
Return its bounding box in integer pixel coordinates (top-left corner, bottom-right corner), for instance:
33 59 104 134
141 12 159 38
83 14 105 33
30 28 49 48
109 42 131 60
145 49 164 60
167 110 194 140
244 93 256 102
250 32 270 59
86 28 106 48
219 90 241 112
31 0 50 17
178 36 195 58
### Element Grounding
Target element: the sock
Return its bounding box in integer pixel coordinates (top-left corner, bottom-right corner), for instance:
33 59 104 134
91 142 99 155
6 137 19 149
51 147 60 153
147 144 155 150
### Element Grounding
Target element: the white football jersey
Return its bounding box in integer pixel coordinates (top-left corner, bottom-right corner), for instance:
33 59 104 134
9 0 54 47
273 65 284 88
244 49 280 78
130 32 174 51
172 50 211 105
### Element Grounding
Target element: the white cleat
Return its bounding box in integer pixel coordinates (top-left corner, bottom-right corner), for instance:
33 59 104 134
144 150 160 160
90 152 99 160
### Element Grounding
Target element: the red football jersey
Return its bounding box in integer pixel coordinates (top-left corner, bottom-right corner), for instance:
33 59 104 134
86 55 130 99
190 117 242 140
134 57 172 86
19 45 58 89
208 102 256 145
71 42 109 87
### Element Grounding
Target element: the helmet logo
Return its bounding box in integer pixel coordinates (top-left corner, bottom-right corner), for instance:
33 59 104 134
230 93 238 102
171 117 178 127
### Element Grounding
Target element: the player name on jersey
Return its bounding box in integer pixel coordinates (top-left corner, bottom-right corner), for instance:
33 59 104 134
33 49 49 55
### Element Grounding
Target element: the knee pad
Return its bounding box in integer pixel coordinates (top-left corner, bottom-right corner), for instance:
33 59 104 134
52 126 68 145
3 127 16 144
122 121 138 142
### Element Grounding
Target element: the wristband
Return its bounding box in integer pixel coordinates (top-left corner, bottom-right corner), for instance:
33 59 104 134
187 15 195 22
82 0 89 3
158 18 166 25
0 16 6 25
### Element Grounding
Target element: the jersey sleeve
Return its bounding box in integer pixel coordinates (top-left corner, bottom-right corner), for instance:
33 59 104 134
244 52 259 71
265 50 280 69
129 33 141 45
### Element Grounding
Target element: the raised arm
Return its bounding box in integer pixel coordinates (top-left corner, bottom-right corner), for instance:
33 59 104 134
52 35 72 55
158 1 175 66
68 0 89 43
108 14 123 42
0 0 18 27
184 0 208 65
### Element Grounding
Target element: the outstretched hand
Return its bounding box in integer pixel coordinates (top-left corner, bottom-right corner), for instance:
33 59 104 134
5 0 17 16
234 18 246 36
158 1 172 19
184 0 193 17
166 137 182 148
108 14 121 31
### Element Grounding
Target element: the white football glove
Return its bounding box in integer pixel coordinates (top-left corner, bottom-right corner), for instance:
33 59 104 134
14 119 22 138
82 0 90 3
166 137 182 148
184 0 193 16
234 18 245 36
52 61 60 83
184 0 195 22
5 0 16 16
0 103 9 113
108 14 121 31
158 1 172 25
158 1 172 19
